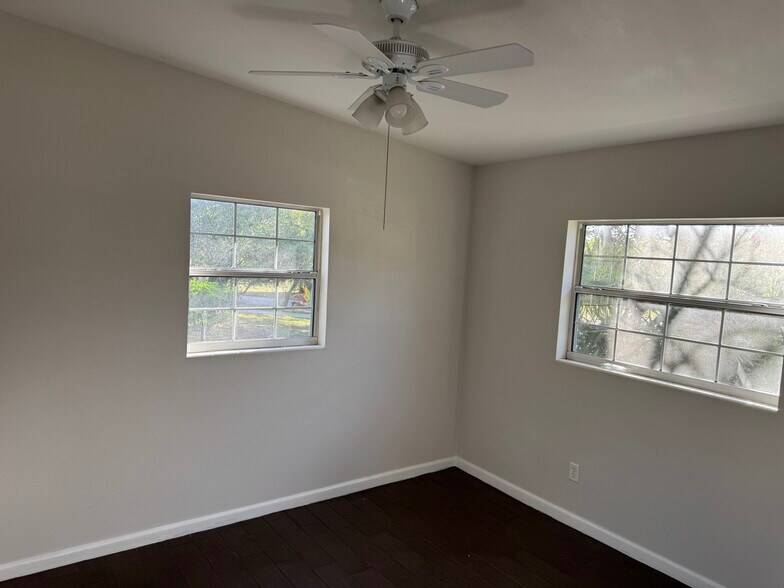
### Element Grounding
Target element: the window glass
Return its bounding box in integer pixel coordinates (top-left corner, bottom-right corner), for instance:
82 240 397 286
188 197 322 353
568 221 784 407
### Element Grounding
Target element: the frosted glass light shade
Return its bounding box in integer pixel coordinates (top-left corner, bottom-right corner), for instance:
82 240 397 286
402 97 428 135
384 87 415 128
352 94 386 130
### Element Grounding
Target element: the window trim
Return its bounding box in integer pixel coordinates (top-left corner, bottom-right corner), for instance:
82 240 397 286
556 218 784 412
187 192 329 357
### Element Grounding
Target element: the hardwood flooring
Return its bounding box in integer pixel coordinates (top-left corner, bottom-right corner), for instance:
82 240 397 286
3 467 684 587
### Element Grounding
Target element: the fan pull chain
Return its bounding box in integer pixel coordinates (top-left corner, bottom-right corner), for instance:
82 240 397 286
382 124 391 230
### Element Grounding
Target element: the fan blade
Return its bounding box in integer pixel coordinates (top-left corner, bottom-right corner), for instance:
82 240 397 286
416 44 533 78
314 24 395 71
349 86 379 111
249 70 370 79
416 78 508 108
402 98 428 135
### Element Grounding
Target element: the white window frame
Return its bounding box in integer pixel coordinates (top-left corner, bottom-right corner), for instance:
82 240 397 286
187 193 329 358
556 218 784 412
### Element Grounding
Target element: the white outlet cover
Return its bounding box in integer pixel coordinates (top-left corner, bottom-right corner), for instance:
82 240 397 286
569 462 580 483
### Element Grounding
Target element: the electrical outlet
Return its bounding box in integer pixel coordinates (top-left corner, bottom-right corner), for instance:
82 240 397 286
569 462 580 483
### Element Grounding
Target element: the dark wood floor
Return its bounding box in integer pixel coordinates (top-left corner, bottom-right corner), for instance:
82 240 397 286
4 468 683 587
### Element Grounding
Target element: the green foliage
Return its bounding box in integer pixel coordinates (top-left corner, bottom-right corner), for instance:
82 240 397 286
581 257 624 288
189 277 232 308
278 208 316 240
583 225 626 257
278 240 314 270
576 295 616 326
190 234 233 268
574 325 612 359
237 204 276 237
187 309 232 343
236 237 275 269
191 199 234 234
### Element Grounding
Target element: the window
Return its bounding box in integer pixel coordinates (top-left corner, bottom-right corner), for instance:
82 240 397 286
187 194 328 356
558 220 784 410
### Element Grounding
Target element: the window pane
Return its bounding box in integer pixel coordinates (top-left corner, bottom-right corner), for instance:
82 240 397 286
672 261 729 299
277 279 315 308
277 240 314 270
675 225 732 261
190 199 234 235
236 237 275 269
583 225 627 257
718 348 783 394
188 310 232 343
574 220 784 397
573 324 615 359
615 331 663 370
663 339 718 381
581 257 624 288
722 311 784 354
236 278 276 308
189 277 233 309
236 310 274 340
665 306 722 344
729 264 784 305
733 225 784 264
618 298 666 335
575 294 618 327
190 234 233 268
237 204 276 238
276 309 313 339
627 225 676 258
278 208 316 241
624 258 672 293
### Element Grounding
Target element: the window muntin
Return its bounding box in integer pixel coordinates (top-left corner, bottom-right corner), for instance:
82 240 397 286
568 221 784 409
187 195 323 354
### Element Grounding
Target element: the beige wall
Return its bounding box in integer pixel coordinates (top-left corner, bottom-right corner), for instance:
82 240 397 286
459 124 784 587
0 12 471 565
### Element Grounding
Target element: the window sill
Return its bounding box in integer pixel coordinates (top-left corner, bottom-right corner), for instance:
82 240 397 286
187 344 325 359
556 357 779 413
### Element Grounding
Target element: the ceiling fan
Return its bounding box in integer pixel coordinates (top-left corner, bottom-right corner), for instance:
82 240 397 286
249 0 534 135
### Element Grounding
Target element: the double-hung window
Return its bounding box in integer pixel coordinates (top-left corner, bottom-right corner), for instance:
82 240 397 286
558 220 784 410
187 194 328 356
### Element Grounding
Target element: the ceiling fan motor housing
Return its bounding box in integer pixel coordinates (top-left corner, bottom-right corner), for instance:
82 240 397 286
379 0 419 24
372 39 429 71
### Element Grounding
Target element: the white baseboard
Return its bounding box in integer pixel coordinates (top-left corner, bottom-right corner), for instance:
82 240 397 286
0 456 725 587
455 458 723 588
0 457 455 582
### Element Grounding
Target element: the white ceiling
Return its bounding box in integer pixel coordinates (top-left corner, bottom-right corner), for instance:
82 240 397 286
2 0 784 165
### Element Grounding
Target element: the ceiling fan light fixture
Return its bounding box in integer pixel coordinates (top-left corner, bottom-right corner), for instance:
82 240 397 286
402 97 428 136
352 93 387 130
384 86 415 128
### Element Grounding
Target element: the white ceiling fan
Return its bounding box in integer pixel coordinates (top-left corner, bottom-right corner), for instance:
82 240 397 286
249 0 534 135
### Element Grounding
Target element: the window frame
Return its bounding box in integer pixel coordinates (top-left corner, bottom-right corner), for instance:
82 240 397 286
187 193 329 357
556 218 784 412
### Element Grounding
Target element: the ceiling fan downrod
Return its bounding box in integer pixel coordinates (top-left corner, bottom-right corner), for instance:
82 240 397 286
391 18 402 40
373 0 427 74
